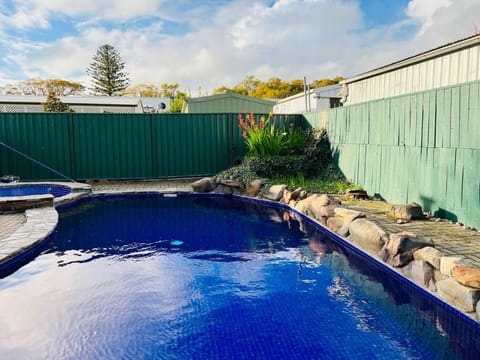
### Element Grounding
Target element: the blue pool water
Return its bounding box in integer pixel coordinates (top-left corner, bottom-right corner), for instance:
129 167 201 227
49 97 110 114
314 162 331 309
0 184 71 197
0 194 478 359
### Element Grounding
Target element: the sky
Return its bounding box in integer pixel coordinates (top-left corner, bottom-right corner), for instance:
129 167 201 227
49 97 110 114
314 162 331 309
0 0 478 95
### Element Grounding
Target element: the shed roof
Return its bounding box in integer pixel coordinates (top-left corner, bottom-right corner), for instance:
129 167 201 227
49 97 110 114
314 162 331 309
275 84 341 104
0 95 142 106
183 92 275 113
342 34 480 84
186 92 275 106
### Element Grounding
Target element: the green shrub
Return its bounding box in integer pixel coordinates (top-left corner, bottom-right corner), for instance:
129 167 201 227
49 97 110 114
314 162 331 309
243 155 306 178
282 125 306 155
217 161 259 188
221 123 356 193
301 128 332 176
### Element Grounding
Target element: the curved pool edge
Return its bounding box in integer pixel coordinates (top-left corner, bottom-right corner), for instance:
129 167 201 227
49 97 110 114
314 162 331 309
2 190 480 335
0 207 58 277
0 182 90 276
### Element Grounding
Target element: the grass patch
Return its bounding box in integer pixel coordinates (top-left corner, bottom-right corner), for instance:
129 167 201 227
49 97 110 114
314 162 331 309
268 166 360 194
268 176 357 194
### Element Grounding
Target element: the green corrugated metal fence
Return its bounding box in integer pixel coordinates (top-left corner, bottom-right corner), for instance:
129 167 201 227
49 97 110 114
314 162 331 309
324 80 480 229
0 112 305 181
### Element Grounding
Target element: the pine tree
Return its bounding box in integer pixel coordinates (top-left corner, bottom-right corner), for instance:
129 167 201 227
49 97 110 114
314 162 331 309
43 92 71 112
86 44 130 96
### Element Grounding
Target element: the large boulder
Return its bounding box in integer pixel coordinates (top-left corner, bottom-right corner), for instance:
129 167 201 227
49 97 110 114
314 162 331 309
477 299 480 320
343 189 368 200
191 177 216 192
452 265 480 289
436 278 480 312
348 218 388 254
245 179 265 197
294 194 340 224
291 188 307 201
399 260 436 291
333 207 364 219
379 231 433 267
217 178 241 189
333 207 365 237
263 184 287 201
309 203 338 220
317 194 341 207
413 246 442 270
389 202 424 220
212 184 234 195
294 195 316 214
281 189 293 204
326 216 344 233
440 256 464 277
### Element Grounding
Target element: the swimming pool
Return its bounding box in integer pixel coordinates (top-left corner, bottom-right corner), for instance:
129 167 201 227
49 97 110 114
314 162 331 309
0 184 71 198
0 194 478 358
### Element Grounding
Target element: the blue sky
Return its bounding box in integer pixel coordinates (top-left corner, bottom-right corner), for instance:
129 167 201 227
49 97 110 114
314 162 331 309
0 0 475 94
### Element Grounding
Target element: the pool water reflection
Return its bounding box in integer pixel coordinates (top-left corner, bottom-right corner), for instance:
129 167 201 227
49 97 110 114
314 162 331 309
0 194 476 359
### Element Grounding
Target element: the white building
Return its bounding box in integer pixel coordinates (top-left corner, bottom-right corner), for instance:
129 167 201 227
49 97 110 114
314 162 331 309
273 84 341 114
0 95 144 113
340 34 480 105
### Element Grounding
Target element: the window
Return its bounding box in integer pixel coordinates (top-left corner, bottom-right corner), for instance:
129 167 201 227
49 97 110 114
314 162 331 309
330 97 342 108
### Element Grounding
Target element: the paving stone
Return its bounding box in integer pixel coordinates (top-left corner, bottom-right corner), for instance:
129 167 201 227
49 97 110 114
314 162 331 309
342 198 480 270
0 213 26 239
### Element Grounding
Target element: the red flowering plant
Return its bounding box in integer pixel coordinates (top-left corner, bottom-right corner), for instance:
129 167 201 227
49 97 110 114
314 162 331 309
238 112 285 157
237 112 306 158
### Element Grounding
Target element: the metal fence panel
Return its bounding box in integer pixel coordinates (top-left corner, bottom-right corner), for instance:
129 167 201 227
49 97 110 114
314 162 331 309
0 113 73 180
71 114 154 180
323 81 480 229
0 112 305 181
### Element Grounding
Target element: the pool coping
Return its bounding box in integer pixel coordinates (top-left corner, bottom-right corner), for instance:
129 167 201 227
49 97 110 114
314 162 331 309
0 182 91 273
1 189 479 335
0 207 58 265
0 182 92 211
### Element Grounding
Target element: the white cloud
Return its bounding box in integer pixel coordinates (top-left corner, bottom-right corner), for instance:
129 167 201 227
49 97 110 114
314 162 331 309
1 0 480 93
5 0 165 24
407 0 452 34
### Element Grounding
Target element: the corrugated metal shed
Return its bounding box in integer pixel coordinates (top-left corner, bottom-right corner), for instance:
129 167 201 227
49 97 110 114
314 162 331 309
183 93 275 113
341 34 480 105
0 95 144 113
273 84 341 114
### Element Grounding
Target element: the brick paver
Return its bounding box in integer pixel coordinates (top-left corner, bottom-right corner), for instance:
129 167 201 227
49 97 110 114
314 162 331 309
0 213 26 239
341 198 480 267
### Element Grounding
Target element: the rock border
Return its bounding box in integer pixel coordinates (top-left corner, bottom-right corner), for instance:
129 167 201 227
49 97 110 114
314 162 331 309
191 177 480 321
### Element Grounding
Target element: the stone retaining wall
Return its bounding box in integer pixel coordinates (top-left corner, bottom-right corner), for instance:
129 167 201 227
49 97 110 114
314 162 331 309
191 177 480 321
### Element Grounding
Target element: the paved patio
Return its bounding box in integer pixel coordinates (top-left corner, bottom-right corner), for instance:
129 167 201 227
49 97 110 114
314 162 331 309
341 198 480 267
0 213 25 240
